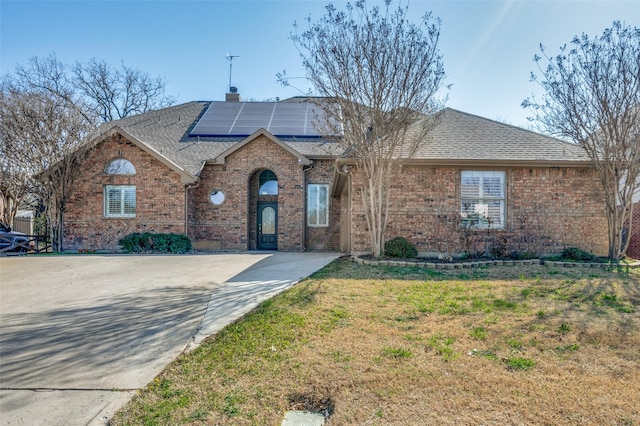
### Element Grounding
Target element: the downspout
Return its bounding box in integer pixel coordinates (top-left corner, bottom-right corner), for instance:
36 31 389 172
184 162 204 240
184 181 199 239
302 160 315 251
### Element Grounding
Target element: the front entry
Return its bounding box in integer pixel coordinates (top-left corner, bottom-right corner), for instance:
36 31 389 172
257 202 278 250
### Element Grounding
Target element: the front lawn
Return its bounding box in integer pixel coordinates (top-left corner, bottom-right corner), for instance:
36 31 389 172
112 259 640 425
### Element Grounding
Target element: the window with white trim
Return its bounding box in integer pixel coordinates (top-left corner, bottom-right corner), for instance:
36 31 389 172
105 158 136 174
104 185 136 217
460 171 505 229
307 184 329 227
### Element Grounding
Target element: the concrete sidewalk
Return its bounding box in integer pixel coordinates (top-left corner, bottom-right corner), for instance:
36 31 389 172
0 252 340 426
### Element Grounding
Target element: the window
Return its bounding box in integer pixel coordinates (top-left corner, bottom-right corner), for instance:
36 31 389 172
307 184 329 227
209 190 225 205
104 185 136 217
259 170 278 195
460 171 505 229
105 159 136 174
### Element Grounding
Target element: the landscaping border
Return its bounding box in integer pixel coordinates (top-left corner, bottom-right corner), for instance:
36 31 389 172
352 256 640 269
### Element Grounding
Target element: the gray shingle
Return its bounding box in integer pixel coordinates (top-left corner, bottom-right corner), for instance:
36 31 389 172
413 108 589 163
96 102 591 178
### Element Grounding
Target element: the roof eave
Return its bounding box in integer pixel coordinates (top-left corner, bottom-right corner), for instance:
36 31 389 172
107 126 199 184
335 157 594 168
208 128 312 166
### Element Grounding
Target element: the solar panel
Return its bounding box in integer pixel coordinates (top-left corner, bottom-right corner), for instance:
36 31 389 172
189 101 340 138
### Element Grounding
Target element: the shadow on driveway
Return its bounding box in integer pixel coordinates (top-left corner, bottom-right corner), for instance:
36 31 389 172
0 284 212 392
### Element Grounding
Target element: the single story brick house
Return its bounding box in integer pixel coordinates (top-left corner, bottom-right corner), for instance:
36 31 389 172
64 95 608 256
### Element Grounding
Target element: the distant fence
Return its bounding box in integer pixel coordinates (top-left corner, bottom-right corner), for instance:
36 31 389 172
12 216 33 234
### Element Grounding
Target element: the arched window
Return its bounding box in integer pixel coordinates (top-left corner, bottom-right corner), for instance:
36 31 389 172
105 158 136 175
258 170 278 195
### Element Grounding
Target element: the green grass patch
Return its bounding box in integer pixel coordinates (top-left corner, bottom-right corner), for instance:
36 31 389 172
504 357 536 371
111 258 639 425
470 326 488 340
381 347 413 359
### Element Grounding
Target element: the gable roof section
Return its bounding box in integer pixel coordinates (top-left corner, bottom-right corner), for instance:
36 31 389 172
102 126 199 184
93 101 340 176
409 108 591 166
208 129 313 165
91 102 593 180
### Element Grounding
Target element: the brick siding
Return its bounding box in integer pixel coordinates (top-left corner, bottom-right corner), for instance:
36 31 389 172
189 135 340 252
64 133 608 257
627 203 640 260
64 135 187 251
348 165 608 257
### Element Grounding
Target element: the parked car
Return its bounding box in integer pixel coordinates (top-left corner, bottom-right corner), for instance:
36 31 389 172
0 222 29 253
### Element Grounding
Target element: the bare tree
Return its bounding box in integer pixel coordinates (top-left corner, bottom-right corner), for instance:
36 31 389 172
2 54 175 250
9 53 175 123
291 0 445 257
0 152 31 227
72 58 176 122
523 21 640 261
0 86 94 251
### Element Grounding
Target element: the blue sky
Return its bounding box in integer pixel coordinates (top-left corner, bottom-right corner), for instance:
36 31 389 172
1 0 638 128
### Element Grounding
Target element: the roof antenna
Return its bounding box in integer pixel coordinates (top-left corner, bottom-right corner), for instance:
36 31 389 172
225 53 239 92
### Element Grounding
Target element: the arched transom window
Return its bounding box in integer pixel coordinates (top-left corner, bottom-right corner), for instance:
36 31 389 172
105 158 136 175
259 170 278 195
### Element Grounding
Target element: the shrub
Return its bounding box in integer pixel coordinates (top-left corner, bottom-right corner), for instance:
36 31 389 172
119 232 192 254
384 237 417 258
561 247 595 262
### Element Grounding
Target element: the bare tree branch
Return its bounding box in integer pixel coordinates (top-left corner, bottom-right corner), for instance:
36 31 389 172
0 86 94 250
292 0 446 257
523 21 640 261
72 58 176 122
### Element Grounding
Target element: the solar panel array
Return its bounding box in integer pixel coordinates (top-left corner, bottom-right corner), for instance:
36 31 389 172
189 101 338 138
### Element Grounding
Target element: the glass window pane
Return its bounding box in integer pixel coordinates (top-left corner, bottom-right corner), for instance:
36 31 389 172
259 180 278 195
123 189 136 214
483 177 503 197
105 185 136 217
461 176 480 198
259 170 278 195
105 159 136 175
307 184 329 227
262 206 276 234
210 190 225 205
107 188 121 215
460 171 504 229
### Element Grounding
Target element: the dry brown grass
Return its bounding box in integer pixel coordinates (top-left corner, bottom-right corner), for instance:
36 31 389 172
112 259 640 425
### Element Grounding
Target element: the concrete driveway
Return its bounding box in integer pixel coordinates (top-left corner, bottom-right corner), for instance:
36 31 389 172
0 252 340 425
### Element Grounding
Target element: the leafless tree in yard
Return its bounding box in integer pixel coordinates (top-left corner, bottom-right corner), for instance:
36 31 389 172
10 54 176 123
1 54 175 250
523 21 640 261
72 58 176 122
290 0 446 257
0 87 94 251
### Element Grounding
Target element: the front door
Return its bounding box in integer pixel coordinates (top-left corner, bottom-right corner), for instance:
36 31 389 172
257 202 277 250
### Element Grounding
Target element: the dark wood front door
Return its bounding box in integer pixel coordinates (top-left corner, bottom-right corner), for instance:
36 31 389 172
257 202 277 250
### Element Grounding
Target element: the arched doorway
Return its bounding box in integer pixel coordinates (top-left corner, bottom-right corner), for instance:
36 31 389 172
250 169 278 250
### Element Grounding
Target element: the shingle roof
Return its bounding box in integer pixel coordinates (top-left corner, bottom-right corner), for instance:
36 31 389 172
96 101 341 176
412 108 590 164
94 102 591 178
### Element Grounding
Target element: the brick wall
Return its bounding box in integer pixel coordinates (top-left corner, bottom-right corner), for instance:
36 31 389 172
304 159 341 251
190 135 340 252
349 165 608 257
627 203 640 260
64 134 186 251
